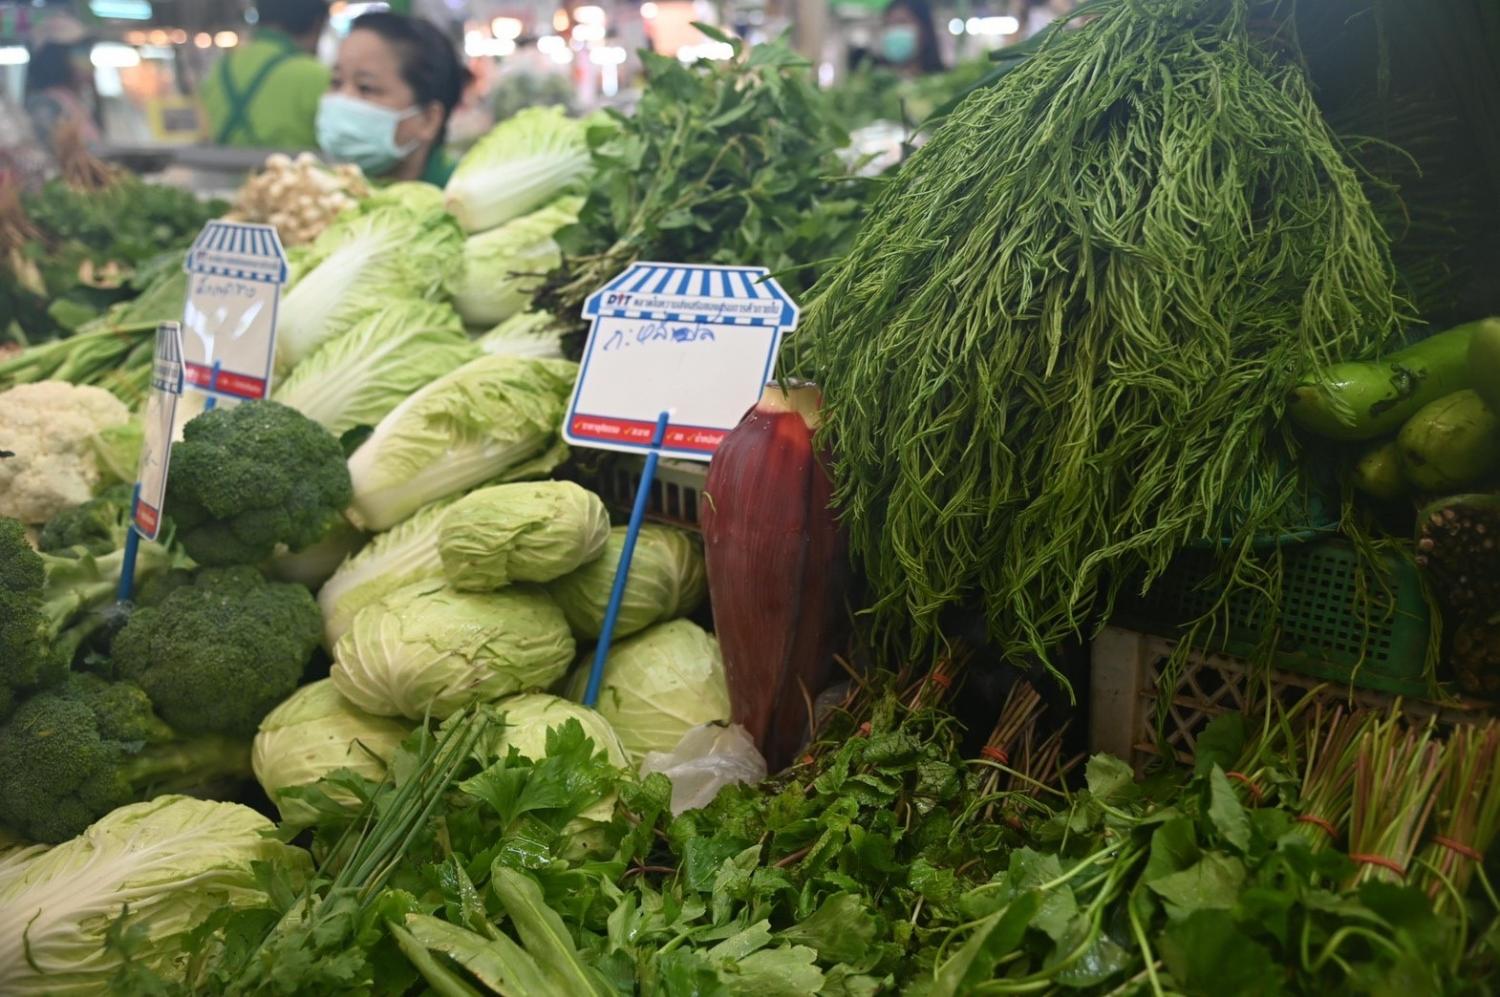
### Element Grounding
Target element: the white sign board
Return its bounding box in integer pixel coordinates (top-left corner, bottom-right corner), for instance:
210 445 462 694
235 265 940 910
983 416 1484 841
563 262 799 461
133 322 184 540
181 221 288 400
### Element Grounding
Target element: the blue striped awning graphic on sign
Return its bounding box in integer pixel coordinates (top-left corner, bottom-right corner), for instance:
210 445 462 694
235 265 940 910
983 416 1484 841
582 262 798 328
184 221 288 284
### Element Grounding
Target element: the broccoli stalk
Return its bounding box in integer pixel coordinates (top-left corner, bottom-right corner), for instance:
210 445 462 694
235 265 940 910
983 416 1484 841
0 517 179 717
165 400 353 567
0 672 251 843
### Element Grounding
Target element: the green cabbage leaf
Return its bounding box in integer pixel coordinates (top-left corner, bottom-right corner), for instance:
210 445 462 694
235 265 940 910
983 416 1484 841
273 299 477 437
344 355 576 531
331 581 575 719
443 106 593 233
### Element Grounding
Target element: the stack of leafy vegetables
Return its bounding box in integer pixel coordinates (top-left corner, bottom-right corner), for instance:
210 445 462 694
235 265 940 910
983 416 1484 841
791 0 1405 683
72 667 1499 996
540 32 867 357
3 173 222 343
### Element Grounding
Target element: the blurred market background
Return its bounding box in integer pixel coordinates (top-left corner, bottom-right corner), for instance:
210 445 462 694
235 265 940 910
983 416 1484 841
0 0 1075 192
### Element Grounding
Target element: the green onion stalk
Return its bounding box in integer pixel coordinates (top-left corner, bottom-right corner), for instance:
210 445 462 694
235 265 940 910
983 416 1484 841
1345 712 1444 887
1291 705 1367 852
790 0 1406 692
1417 721 1500 911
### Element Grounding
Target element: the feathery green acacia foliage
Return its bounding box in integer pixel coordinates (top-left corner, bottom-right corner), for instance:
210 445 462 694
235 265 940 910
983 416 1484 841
793 0 1405 681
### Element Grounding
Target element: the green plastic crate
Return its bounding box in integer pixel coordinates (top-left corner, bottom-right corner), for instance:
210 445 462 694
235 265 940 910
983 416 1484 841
1112 540 1431 696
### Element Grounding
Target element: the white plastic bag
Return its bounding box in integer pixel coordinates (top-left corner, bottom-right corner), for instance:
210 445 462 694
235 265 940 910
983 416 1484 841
639 722 767 816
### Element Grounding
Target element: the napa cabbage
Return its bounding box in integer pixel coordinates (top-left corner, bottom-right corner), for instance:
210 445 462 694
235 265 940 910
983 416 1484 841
273 299 477 437
317 496 454 647
450 197 582 327
251 679 413 823
331 581 575 719
476 310 567 359
344 355 577 531
276 202 462 374
443 107 593 233
0 797 310 995
565 620 730 763
438 480 610 590
547 524 706 639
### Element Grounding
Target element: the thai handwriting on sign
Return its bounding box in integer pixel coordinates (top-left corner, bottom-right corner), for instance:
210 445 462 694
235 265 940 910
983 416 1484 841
191 274 258 300
601 320 718 352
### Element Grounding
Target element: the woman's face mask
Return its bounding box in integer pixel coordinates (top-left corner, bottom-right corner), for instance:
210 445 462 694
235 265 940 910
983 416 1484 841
880 25 919 64
316 93 419 175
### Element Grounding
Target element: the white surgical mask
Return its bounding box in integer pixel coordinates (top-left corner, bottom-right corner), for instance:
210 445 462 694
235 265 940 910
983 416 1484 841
316 92 420 175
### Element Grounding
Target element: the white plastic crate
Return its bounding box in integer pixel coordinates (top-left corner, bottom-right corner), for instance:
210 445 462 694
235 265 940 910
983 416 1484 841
601 456 707 532
1090 625 1486 772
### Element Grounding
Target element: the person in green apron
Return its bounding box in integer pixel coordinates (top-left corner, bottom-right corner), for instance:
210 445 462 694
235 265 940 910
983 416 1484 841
316 12 469 186
201 0 330 149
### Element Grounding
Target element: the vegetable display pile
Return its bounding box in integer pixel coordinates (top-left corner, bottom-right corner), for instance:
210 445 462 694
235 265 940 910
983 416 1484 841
4 13 1500 995
1 131 224 343
793 0 1402 680
27 672 1492 997
540 36 866 355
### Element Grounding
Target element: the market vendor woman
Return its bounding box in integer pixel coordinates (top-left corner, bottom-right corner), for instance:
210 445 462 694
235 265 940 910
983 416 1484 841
317 12 469 186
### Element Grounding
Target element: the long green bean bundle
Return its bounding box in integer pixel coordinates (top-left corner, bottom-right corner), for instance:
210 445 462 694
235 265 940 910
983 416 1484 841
793 0 1403 679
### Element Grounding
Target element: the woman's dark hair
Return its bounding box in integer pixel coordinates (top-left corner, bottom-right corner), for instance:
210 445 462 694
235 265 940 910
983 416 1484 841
885 0 945 74
25 42 82 95
350 12 470 145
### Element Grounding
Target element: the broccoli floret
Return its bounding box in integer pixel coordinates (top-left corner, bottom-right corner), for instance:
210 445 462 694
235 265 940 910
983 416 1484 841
109 566 322 737
0 515 183 718
165 401 352 566
37 483 135 555
0 672 251 843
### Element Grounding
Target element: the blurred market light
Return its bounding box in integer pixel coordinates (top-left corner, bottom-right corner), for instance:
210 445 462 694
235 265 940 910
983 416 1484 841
90 42 141 68
491 16 523 39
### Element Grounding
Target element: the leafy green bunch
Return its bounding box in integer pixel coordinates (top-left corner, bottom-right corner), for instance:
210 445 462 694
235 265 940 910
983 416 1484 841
541 31 867 355
792 0 1406 682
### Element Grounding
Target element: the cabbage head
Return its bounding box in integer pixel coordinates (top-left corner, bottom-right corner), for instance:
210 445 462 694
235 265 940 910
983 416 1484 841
548 524 706 639
438 481 610 590
0 797 311 995
362 180 444 215
331 580 575 719
444 106 592 233
252 679 413 823
345 355 577 531
276 201 463 374
476 311 566 359
273 300 478 437
566 619 729 763
317 496 453 647
450 197 582 328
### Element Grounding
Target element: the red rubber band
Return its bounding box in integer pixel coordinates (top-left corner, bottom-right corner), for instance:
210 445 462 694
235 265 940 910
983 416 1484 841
980 745 1009 764
1226 771 1263 803
1295 814 1338 838
857 721 871 736
1349 853 1407 878
799 754 815 767
1433 835 1485 862
928 671 953 689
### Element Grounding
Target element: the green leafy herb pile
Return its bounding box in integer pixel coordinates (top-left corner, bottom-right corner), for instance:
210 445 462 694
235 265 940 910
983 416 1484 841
2 168 221 344
791 0 1406 683
540 32 866 356
98 671 1500 995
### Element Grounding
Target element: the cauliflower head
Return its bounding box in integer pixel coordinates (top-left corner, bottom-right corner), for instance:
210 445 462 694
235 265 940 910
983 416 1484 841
0 382 129 525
